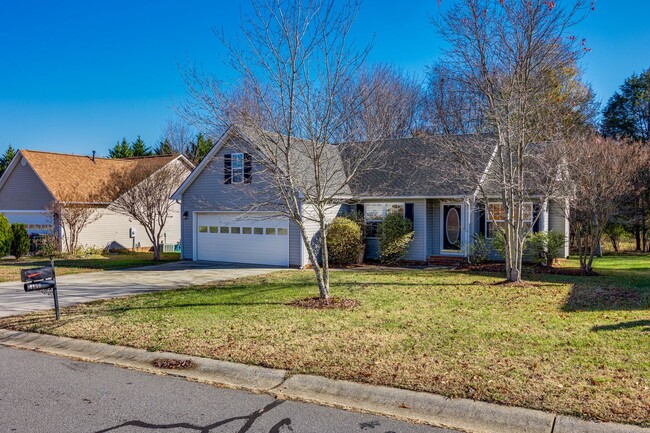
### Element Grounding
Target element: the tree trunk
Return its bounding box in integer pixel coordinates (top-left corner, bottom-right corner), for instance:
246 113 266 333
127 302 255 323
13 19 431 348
318 221 331 300
297 221 330 301
635 227 642 251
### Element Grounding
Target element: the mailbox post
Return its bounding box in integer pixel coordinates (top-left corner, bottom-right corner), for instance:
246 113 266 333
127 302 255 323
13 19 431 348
21 257 59 320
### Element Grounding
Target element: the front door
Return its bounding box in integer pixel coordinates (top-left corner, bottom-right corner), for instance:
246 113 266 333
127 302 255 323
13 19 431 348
442 204 462 251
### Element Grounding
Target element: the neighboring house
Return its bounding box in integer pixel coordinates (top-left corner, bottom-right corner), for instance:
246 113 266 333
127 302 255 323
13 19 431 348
0 150 193 251
173 126 570 267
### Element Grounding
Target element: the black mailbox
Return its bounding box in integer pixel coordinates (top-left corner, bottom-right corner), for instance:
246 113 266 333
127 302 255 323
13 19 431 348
21 267 54 283
20 258 60 319
24 280 56 292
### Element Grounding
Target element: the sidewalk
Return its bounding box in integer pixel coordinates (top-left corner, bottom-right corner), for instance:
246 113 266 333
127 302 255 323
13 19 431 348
0 329 646 433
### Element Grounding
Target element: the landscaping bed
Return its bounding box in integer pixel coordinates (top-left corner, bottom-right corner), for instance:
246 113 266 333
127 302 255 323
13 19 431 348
0 255 648 425
0 252 180 282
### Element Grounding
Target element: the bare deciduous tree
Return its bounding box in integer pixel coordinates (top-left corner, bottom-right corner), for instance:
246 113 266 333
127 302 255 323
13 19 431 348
569 137 649 273
342 64 422 140
109 161 190 261
48 203 101 254
430 0 594 282
181 0 408 300
47 189 103 254
422 64 485 135
160 119 196 157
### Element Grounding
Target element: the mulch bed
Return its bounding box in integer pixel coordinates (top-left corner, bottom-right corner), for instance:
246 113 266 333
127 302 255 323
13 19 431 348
152 358 195 369
287 297 360 310
460 262 598 276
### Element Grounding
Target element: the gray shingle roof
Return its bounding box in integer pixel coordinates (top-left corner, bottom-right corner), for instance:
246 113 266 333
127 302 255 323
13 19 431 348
342 134 496 198
235 125 495 199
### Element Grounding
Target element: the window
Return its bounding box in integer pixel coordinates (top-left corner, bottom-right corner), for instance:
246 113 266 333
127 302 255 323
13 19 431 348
220 226 229 234
266 228 276 235
198 226 208 233
231 153 244 184
209 226 218 233
242 227 252 235
254 227 263 235
278 228 288 236
486 202 533 238
231 227 241 234
364 203 405 238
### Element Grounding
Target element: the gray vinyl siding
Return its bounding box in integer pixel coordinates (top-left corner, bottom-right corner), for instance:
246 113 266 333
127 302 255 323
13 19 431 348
548 199 570 258
0 156 55 210
301 203 342 266
363 199 426 261
180 136 285 259
427 199 442 256
289 220 302 267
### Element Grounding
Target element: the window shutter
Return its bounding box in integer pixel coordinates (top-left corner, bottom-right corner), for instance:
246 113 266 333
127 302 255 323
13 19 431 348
356 203 364 217
243 153 252 184
478 203 486 237
405 203 414 222
224 154 232 184
533 204 540 233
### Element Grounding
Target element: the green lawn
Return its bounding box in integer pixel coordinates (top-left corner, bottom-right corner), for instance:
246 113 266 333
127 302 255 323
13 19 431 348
0 252 180 282
1 254 648 425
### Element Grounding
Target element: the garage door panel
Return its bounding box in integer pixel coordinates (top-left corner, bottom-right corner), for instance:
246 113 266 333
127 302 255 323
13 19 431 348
196 213 289 266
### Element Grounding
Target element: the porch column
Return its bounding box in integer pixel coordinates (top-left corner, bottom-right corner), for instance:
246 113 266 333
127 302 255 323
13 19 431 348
462 198 473 256
540 199 549 232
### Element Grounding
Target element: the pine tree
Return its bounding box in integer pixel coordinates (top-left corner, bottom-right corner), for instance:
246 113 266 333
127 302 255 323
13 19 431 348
109 138 134 158
154 138 174 155
188 133 214 164
130 136 151 157
0 145 16 177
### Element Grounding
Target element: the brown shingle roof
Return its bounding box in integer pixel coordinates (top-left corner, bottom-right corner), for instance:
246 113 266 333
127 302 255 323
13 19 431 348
20 150 179 203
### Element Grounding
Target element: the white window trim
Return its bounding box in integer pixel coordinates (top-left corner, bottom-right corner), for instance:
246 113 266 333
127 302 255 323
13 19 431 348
364 202 405 239
485 202 533 239
231 153 244 184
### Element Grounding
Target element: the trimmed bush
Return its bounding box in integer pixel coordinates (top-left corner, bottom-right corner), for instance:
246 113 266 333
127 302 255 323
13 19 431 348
10 223 30 258
378 213 414 265
327 217 364 265
0 214 11 257
527 231 566 266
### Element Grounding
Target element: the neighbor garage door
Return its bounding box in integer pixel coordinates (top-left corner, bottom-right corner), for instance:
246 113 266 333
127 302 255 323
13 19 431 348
196 213 290 266
1 211 52 235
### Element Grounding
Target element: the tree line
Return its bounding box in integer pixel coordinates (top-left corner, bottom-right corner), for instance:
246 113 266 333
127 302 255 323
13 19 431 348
107 124 215 165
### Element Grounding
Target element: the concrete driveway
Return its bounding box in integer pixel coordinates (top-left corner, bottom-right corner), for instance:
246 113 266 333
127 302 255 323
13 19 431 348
0 261 283 318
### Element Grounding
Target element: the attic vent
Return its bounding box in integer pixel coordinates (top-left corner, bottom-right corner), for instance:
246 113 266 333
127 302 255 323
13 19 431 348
21 159 26 166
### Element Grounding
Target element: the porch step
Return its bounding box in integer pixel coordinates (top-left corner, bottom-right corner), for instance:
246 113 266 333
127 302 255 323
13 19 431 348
426 255 466 267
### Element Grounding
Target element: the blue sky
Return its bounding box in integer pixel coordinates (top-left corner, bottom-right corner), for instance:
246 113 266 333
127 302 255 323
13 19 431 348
0 1 648 156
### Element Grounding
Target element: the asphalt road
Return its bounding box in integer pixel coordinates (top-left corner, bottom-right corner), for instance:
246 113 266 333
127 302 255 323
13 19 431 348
0 347 458 433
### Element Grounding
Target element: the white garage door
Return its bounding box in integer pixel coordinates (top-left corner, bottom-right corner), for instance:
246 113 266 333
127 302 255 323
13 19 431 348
196 213 289 266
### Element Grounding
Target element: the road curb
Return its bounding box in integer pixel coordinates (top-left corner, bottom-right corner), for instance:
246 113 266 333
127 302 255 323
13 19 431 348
0 329 287 392
1 329 647 433
272 374 554 433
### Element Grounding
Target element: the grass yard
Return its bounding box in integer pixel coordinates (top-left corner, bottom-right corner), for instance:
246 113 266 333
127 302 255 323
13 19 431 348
1 254 648 425
0 252 180 282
